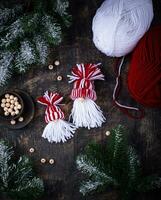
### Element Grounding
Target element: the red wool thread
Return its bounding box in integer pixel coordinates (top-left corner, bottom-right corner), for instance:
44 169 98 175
128 26 161 108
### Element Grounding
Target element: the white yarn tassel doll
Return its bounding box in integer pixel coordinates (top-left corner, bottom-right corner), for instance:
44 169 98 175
67 63 106 129
37 91 76 143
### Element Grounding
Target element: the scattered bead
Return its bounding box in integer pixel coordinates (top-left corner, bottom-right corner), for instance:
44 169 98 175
49 159 55 165
57 75 63 81
40 158 46 164
18 117 24 122
48 64 54 70
54 60 60 66
29 148 35 153
10 120 16 125
105 131 111 136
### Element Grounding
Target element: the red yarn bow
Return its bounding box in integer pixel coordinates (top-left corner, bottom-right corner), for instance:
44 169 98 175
37 91 64 123
68 63 104 100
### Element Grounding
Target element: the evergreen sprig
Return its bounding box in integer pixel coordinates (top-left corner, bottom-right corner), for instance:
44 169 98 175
76 125 161 199
0 140 44 200
0 0 71 86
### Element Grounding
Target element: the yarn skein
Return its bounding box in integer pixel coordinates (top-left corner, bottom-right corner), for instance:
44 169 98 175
128 26 161 108
92 0 154 57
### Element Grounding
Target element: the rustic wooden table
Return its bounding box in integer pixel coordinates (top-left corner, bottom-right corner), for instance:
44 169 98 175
0 0 161 200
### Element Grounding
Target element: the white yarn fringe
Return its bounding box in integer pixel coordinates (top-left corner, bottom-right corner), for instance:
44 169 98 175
42 119 76 143
70 98 106 129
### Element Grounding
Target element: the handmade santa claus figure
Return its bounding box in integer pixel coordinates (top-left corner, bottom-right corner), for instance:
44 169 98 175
37 91 76 143
68 63 106 129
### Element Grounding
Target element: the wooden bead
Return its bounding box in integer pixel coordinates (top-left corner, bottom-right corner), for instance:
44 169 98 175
11 112 15 116
14 102 19 106
14 106 18 111
10 120 16 125
14 97 18 101
40 158 46 164
6 98 10 103
49 159 55 165
1 98 6 103
15 110 19 115
4 107 8 112
54 60 60 66
9 95 14 100
4 112 9 116
17 104 22 109
48 64 54 70
1 103 5 108
18 117 24 122
10 100 14 104
10 104 14 108
105 131 111 136
6 103 10 107
29 148 35 153
8 108 13 113
5 94 10 98
57 76 62 81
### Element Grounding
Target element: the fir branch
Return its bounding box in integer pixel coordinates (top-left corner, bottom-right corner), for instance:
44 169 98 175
76 125 161 199
34 35 49 65
137 176 161 192
42 15 62 45
80 180 104 196
15 40 36 73
0 0 71 79
0 5 23 28
0 51 13 86
0 140 44 200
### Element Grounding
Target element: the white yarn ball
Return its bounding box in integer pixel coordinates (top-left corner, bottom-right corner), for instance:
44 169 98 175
92 0 153 57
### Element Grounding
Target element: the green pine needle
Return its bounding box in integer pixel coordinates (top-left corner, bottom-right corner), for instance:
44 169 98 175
0 140 44 200
76 125 161 199
0 0 71 85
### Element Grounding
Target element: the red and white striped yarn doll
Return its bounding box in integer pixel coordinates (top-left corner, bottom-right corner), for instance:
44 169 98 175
67 63 106 129
37 91 76 143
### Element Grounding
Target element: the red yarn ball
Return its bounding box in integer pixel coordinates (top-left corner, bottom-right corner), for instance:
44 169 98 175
128 26 161 107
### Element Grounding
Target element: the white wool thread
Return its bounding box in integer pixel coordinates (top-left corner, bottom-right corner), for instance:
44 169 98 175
42 119 76 143
92 0 153 57
113 56 139 111
70 98 106 129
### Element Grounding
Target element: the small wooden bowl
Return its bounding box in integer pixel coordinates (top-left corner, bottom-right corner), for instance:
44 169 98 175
0 91 24 120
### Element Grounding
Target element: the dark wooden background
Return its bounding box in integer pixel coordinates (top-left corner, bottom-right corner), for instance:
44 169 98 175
0 0 161 199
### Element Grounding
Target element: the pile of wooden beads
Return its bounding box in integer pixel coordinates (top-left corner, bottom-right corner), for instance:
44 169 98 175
1 94 22 117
